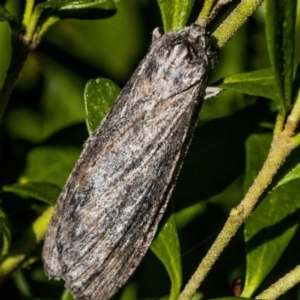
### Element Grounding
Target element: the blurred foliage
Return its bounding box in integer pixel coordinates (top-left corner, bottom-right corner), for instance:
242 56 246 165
0 0 300 300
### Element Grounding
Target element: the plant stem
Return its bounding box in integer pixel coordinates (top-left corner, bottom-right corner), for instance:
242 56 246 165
0 33 33 124
211 0 264 49
273 108 286 136
196 0 216 26
196 0 232 27
23 0 35 27
254 90 300 298
177 118 297 300
256 265 300 299
288 89 300 144
0 206 54 283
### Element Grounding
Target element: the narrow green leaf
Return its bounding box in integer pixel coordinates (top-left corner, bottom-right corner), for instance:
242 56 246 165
243 134 272 192
0 207 54 284
3 182 61 205
190 293 203 300
157 0 195 32
265 0 296 108
0 4 12 21
12 270 32 298
242 134 300 297
0 4 18 30
292 62 300 102
20 146 81 188
218 69 279 101
119 282 138 300
175 202 206 230
37 0 116 20
0 215 11 258
150 215 182 300
61 289 75 300
243 180 300 297
52 0 116 20
275 163 300 188
84 78 120 134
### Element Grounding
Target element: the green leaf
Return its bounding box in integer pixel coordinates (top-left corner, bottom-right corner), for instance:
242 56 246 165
150 215 182 300
242 134 300 297
37 0 116 21
61 289 75 300
190 293 203 300
0 214 11 258
292 62 300 102
52 0 117 20
275 163 300 188
12 270 31 299
157 0 195 32
265 0 296 108
175 202 206 230
84 78 120 134
2 182 61 205
6 60 87 143
119 282 138 300
243 134 272 191
0 4 18 30
20 146 81 188
173 107 258 207
243 180 300 297
217 69 279 101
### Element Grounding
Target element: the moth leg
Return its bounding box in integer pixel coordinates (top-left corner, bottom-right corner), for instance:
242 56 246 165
204 86 222 100
152 27 164 43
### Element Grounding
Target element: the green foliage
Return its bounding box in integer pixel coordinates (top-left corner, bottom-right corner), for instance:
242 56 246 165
218 69 279 101
84 77 120 134
151 215 182 300
0 215 10 259
157 0 195 31
0 0 300 299
242 135 300 297
3 182 61 205
0 4 17 30
265 0 296 108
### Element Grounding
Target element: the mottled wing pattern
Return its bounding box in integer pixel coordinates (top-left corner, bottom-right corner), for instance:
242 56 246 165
43 24 210 300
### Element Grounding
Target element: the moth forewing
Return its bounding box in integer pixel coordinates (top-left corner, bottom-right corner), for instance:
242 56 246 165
43 24 212 300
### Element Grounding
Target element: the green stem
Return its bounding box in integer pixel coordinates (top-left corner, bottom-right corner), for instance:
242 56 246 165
196 0 217 26
292 132 300 148
178 57 300 300
256 265 300 299
273 108 286 136
23 0 35 26
0 34 32 125
211 0 264 49
39 16 60 39
0 215 11 258
196 0 233 27
0 206 54 283
177 88 300 299
288 88 300 145
177 131 294 300
24 6 43 41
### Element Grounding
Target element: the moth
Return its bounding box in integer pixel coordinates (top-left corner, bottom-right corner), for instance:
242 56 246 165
43 24 218 300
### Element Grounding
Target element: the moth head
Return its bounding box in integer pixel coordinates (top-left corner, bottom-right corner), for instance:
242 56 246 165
187 24 208 49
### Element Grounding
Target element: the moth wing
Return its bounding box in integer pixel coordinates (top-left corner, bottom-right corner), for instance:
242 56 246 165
43 25 210 300
85 27 208 149
44 84 204 300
